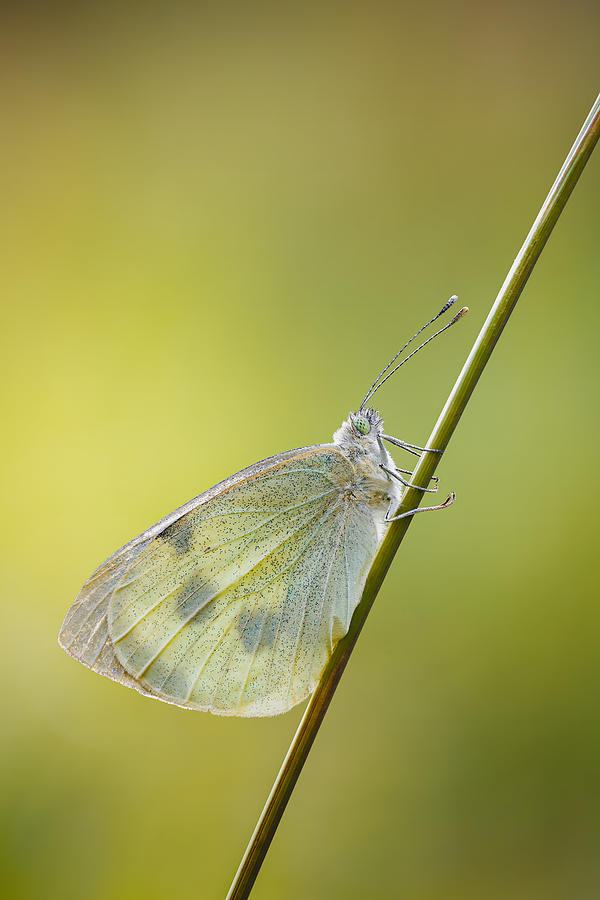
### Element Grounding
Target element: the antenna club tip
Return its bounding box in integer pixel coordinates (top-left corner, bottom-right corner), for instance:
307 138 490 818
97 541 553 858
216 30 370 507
450 306 469 323
439 295 458 315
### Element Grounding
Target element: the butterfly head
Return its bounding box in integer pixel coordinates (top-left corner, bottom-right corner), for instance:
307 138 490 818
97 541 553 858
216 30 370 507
333 406 384 451
351 406 383 437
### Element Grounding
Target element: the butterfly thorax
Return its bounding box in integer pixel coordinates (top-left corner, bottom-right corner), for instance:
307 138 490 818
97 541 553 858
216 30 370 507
333 411 403 510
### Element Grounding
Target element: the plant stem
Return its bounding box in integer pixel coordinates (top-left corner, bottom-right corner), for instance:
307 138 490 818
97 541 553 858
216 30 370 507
226 91 600 900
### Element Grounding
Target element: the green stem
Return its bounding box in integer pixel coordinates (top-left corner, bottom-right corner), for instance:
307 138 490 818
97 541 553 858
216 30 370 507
226 91 600 900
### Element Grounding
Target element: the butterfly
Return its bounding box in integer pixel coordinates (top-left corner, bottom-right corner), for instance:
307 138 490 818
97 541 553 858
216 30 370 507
59 298 466 717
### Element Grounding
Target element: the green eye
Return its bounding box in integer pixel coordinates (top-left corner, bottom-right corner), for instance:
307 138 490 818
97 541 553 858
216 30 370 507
353 416 371 435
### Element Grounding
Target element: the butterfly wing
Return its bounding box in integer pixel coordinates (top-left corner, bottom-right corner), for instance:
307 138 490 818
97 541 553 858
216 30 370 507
59 446 380 716
59 446 316 701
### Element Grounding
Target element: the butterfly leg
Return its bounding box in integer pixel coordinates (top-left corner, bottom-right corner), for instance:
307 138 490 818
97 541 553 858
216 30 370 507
380 464 438 493
381 433 443 456
385 492 456 522
394 466 439 489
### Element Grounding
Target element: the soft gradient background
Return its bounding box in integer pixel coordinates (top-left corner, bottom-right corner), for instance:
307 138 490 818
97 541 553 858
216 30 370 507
2 4 599 899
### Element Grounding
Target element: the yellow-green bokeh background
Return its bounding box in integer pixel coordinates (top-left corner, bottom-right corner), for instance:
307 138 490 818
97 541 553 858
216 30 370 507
2 4 599 898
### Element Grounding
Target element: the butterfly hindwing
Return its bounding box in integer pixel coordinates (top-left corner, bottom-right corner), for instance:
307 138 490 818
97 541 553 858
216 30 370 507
60 447 380 716
59 446 318 693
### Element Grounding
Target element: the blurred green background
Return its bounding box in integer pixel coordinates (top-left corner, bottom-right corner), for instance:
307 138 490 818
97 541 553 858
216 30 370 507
1 3 599 898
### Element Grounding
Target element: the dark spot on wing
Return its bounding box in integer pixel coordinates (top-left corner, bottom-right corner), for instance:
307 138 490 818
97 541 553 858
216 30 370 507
262 613 279 649
238 610 280 653
239 616 261 652
171 576 229 624
174 577 208 619
160 519 192 555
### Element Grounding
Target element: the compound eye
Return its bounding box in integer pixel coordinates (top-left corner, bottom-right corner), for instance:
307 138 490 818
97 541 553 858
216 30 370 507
353 415 371 436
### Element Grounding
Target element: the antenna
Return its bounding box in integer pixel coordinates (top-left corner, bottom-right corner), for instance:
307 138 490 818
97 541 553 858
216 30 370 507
360 304 468 408
359 295 458 411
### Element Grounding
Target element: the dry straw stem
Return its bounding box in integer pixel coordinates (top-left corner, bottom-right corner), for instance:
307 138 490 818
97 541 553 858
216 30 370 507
227 91 600 900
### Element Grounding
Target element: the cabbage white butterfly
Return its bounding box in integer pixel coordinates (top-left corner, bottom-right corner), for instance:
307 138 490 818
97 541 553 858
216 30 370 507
59 298 466 716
